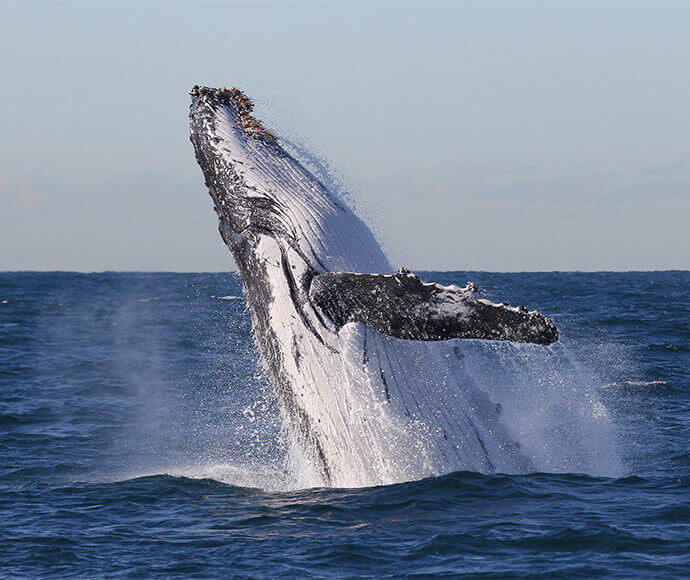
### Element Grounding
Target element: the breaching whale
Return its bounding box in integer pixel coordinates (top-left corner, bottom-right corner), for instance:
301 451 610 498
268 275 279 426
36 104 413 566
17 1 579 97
189 85 558 487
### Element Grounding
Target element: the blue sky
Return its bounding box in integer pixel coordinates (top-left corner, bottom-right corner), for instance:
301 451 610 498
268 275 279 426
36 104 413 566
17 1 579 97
1 1 688 271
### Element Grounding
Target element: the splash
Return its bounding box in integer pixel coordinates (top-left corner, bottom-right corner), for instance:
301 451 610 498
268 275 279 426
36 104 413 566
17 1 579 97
459 339 625 477
183 331 626 488
108 286 624 490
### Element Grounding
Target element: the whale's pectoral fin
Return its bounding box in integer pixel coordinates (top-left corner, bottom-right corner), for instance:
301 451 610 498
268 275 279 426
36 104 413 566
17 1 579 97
309 268 558 345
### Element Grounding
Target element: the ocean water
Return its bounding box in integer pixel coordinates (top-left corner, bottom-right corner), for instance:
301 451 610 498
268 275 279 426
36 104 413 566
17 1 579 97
0 271 687 578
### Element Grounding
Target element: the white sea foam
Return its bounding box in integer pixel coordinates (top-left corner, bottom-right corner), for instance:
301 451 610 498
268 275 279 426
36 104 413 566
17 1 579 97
602 380 667 388
624 380 667 387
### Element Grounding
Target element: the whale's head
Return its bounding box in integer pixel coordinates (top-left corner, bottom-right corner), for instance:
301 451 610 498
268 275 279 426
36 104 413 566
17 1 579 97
189 85 392 276
188 86 286 247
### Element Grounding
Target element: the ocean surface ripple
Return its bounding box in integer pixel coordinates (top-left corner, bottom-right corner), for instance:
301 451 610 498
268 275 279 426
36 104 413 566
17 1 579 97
1 271 688 577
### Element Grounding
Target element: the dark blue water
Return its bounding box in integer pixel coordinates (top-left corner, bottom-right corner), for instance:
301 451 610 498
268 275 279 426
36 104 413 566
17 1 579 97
1 271 687 577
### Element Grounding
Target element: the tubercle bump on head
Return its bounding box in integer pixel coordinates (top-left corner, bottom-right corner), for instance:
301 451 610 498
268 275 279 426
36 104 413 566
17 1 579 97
190 84 276 143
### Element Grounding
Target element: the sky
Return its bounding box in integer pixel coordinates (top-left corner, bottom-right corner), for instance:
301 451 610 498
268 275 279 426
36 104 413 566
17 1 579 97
1 0 688 272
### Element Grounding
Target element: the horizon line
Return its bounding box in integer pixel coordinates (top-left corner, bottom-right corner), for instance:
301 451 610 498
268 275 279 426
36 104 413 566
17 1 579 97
2 269 688 275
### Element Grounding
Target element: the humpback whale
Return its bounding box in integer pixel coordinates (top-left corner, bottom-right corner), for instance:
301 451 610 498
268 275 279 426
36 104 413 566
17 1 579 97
189 85 557 487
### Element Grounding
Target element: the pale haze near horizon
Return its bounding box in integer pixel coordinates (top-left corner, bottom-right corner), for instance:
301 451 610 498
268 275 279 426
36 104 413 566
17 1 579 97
1 1 688 272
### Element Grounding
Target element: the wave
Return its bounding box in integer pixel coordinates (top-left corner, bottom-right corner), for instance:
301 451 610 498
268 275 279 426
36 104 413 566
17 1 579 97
104 463 295 493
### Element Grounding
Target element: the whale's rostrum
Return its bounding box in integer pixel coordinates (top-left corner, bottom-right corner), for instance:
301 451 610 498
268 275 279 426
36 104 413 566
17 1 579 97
189 85 558 487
